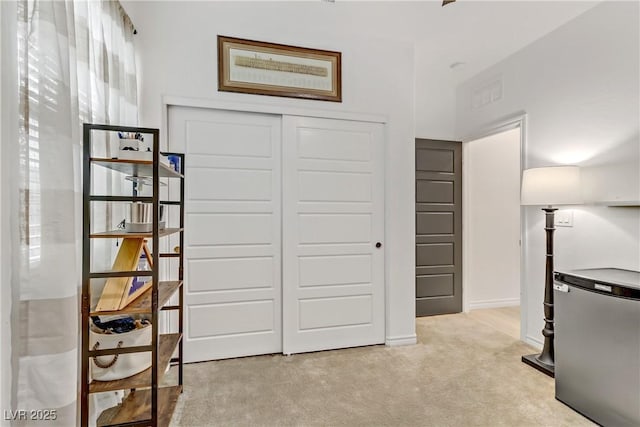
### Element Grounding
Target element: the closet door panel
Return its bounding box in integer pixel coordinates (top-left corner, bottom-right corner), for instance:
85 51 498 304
282 116 385 354
169 106 282 362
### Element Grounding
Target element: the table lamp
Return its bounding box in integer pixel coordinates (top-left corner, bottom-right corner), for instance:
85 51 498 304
521 165 582 376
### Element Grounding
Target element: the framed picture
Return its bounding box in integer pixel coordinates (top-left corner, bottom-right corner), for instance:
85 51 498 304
217 35 342 102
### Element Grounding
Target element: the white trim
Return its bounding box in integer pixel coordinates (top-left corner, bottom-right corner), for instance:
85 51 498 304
460 113 528 345
385 334 417 347
468 298 521 310
461 142 471 314
158 101 175 336
525 335 543 351
460 111 527 143
162 95 388 125
160 101 169 151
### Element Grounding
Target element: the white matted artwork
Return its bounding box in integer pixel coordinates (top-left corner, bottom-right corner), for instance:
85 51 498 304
218 35 342 102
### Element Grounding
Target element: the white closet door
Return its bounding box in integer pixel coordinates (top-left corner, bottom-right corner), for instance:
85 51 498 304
282 116 385 354
168 107 282 362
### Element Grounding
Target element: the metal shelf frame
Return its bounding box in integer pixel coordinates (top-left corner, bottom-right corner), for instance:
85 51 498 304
81 123 185 427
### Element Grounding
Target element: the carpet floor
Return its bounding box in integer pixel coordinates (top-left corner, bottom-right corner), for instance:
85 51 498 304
169 312 593 426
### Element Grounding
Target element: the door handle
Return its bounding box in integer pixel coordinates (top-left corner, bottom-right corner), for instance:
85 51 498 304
375 242 382 249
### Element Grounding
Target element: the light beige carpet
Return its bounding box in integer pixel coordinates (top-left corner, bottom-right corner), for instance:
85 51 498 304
467 306 521 340
169 312 593 426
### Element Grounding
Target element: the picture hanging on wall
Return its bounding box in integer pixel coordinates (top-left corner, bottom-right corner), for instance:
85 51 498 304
217 35 342 102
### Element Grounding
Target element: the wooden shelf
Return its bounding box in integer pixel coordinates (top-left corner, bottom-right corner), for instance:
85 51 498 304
593 200 640 207
90 196 154 203
91 158 183 179
90 281 182 316
90 334 181 394
90 228 183 239
96 385 182 427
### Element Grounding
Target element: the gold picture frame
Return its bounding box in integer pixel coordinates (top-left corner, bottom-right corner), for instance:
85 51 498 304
217 35 342 102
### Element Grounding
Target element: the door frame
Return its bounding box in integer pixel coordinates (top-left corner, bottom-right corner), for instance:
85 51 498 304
161 96 387 146
161 95 399 346
460 112 529 345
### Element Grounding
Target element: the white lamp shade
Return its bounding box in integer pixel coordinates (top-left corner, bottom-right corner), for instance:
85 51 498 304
521 166 583 206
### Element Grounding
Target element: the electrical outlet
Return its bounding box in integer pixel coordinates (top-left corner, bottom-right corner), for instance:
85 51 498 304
555 210 574 227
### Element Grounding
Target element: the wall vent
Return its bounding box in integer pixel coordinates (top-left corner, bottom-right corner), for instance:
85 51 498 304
472 77 503 110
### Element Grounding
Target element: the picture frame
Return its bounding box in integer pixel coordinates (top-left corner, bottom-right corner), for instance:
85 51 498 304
217 35 342 102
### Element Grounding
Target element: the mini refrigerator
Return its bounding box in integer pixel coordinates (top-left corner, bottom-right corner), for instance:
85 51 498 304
554 268 640 427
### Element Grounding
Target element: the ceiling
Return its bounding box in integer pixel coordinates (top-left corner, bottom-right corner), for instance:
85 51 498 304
322 0 603 83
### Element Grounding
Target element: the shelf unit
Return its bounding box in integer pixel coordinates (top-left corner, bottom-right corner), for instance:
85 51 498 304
81 124 185 427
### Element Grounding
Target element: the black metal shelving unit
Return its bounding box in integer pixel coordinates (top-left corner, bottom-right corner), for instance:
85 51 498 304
81 123 185 427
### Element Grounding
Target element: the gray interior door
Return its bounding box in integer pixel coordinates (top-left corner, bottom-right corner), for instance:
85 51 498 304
415 139 462 316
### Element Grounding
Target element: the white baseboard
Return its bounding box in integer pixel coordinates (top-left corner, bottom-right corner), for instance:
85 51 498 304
468 297 520 310
385 334 417 347
524 334 543 350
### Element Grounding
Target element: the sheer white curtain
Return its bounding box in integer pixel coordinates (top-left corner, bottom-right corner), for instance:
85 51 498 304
15 1 137 424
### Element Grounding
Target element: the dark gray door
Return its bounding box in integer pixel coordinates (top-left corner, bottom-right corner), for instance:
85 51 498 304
415 139 462 317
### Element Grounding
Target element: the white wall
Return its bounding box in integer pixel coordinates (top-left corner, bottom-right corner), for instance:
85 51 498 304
414 44 457 140
122 1 417 345
465 128 521 310
456 1 640 346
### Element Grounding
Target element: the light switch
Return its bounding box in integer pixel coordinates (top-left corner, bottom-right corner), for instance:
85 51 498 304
555 210 574 227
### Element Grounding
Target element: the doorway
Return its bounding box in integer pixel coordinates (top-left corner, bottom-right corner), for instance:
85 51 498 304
463 126 522 337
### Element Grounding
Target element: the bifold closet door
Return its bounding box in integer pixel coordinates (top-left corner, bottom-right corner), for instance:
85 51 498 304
168 107 282 362
282 116 385 354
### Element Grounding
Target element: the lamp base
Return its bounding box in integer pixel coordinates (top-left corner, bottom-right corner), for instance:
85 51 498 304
522 354 555 378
